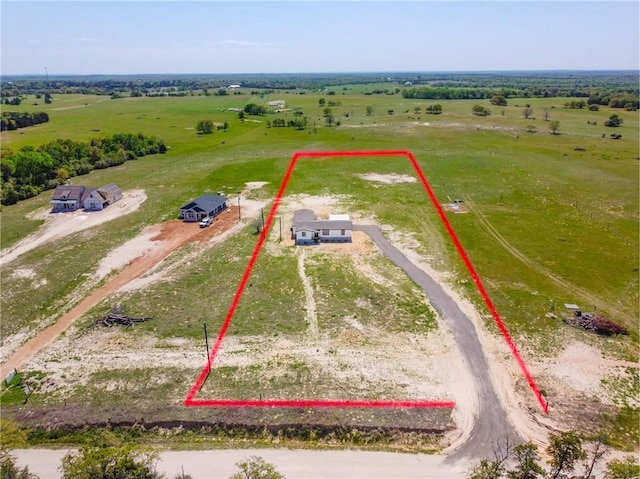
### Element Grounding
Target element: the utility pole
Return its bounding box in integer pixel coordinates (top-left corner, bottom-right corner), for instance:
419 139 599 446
279 217 282 242
203 323 211 371
261 208 265 231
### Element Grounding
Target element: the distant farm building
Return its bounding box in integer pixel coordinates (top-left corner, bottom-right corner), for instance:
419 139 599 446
268 100 286 108
51 183 122 212
180 194 228 222
227 84 241 89
291 209 353 245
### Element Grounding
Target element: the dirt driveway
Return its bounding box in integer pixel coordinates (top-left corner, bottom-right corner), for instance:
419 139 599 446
0 205 245 378
0 190 147 267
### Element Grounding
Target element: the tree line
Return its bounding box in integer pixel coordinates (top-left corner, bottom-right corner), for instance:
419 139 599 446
403 87 499 100
2 71 637 99
402 86 639 107
467 430 639 479
267 117 309 130
1 112 49 131
1 133 166 206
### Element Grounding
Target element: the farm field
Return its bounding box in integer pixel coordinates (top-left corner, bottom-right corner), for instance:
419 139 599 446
1 83 638 454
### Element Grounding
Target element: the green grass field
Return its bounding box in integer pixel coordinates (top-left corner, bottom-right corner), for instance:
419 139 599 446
1 87 638 446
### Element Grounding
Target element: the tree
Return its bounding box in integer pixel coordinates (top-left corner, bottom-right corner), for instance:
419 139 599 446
604 114 623 127
294 116 309 130
244 103 267 116
196 119 214 134
468 459 505 479
549 120 560 135
581 436 609 479
605 457 640 479
366 105 373 116
324 112 334 126
318 98 325 107
229 456 285 479
546 431 586 479
508 443 546 479
467 436 513 479
522 106 533 119
238 110 245 120
467 431 638 479
0 420 39 479
61 446 161 479
426 104 442 114
1 457 39 479
490 95 508 106
55 167 69 184
12 150 55 187
472 105 491 116
543 109 550 121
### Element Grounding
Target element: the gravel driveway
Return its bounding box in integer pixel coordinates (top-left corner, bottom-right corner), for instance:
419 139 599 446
355 225 519 459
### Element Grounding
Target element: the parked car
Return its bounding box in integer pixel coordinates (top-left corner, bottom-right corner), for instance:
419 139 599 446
199 217 213 228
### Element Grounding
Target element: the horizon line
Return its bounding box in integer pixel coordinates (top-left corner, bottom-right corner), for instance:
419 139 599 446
3 69 639 78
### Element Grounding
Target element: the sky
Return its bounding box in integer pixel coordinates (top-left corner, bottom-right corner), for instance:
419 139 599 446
1 1 639 75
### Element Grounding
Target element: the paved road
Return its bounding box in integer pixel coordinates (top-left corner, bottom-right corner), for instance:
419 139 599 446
355 225 519 459
14 448 469 479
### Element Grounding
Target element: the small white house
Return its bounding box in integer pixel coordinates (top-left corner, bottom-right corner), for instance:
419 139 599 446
83 183 123 211
291 209 352 245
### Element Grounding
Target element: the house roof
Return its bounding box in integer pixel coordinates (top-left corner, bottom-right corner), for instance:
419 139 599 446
181 194 227 213
97 183 121 195
51 185 86 201
292 209 317 226
295 220 353 231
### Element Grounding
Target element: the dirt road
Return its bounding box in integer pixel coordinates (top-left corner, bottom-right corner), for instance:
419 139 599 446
14 448 469 479
355 225 518 459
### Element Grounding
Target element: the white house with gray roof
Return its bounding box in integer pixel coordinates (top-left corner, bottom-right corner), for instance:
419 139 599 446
291 209 352 245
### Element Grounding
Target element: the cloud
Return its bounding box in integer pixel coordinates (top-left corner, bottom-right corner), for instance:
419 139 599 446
217 39 282 47
73 36 98 43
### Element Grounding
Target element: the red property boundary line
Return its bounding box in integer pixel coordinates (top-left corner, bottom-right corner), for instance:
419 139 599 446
184 150 548 414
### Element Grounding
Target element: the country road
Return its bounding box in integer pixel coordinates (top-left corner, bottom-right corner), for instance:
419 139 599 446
14 448 470 479
354 225 519 459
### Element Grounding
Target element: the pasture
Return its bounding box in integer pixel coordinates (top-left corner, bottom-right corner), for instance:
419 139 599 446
1 86 638 449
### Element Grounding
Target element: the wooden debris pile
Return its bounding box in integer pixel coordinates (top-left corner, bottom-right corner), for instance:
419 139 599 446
94 312 151 328
563 313 628 336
